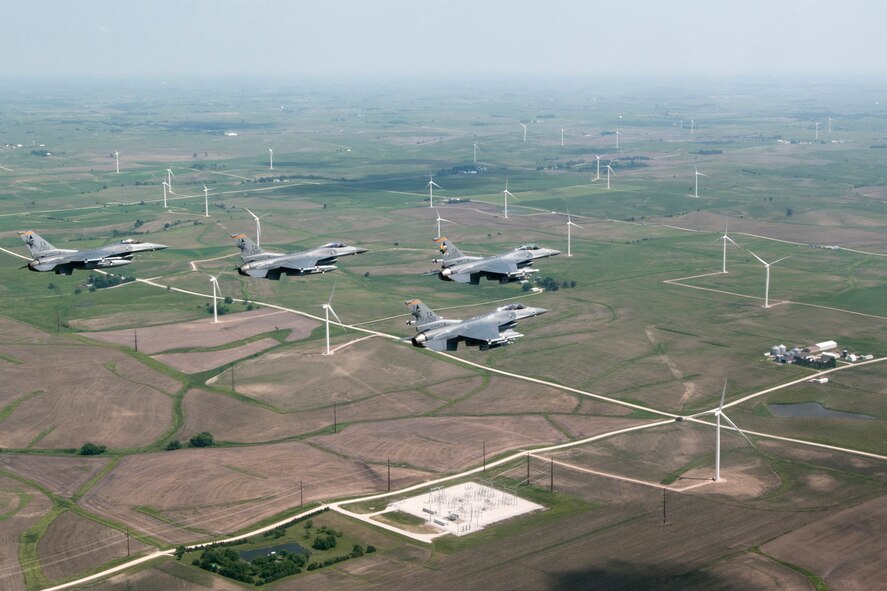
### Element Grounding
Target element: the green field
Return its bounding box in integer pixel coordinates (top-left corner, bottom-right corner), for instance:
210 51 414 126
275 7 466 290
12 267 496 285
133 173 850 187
0 78 885 590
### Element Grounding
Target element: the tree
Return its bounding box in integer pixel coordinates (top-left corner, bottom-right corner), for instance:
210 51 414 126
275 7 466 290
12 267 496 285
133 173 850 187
189 432 214 448
786 208 793 217
166 440 181 450
80 442 106 455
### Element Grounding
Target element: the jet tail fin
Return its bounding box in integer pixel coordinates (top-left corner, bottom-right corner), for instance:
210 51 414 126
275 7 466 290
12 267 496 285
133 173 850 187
434 236 466 262
405 299 441 327
231 233 263 260
18 231 58 257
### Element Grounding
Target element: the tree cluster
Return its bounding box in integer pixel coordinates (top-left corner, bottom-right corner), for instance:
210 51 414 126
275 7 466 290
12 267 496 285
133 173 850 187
793 355 836 370
189 431 214 448
79 442 106 455
86 273 135 289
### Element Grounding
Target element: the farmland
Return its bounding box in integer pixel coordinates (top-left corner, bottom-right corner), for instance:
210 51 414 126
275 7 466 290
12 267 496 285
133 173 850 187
0 77 884 590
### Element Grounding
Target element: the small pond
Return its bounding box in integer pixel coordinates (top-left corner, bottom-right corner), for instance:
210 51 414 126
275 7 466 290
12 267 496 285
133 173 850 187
768 402 874 420
238 542 310 562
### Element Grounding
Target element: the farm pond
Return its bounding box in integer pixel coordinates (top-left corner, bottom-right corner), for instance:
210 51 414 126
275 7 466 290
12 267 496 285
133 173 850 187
768 403 874 420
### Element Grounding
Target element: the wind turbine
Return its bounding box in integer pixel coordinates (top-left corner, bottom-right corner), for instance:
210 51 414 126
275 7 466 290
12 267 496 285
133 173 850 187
691 378 754 482
560 128 564 147
203 185 212 217
434 208 451 239
245 208 267 247
690 119 695 135
605 161 615 190
815 122 820 140
520 122 527 142
268 148 273 170
322 282 344 355
828 117 832 134
426 174 441 208
161 181 169 208
114 150 119 174
209 276 220 324
166 168 175 193
693 166 707 198
502 179 516 219
746 249 790 308
566 214 583 257
473 142 478 165
615 129 622 149
592 154 602 182
718 224 739 274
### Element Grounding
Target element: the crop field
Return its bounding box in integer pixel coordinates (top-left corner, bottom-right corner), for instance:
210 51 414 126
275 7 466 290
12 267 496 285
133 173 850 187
0 78 884 590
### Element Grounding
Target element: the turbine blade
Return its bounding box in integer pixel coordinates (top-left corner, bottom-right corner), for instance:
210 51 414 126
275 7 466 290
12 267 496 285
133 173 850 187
721 413 755 448
327 279 337 306
771 255 791 266
245 207 259 221
745 249 767 266
719 377 728 410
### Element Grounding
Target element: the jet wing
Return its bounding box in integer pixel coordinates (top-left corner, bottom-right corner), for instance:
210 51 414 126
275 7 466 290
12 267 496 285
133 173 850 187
276 255 318 271
454 322 501 342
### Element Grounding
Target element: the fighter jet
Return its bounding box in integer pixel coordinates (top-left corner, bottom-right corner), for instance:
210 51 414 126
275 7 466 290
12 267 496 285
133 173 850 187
231 233 368 280
18 230 167 274
404 299 548 351
432 236 560 284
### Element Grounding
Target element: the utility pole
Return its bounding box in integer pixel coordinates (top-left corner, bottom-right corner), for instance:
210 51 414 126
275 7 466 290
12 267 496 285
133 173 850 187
56 309 60 333
133 330 138 353
387 457 391 492
333 402 337 433
231 365 235 391
550 458 554 492
482 441 486 473
300 480 303 507
526 453 530 485
662 489 667 525
126 527 130 557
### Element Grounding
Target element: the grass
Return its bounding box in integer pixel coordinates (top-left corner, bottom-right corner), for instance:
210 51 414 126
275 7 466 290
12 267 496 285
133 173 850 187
749 546 829 591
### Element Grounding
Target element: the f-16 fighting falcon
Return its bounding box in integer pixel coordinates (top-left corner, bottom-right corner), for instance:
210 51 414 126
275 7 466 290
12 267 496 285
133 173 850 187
404 299 548 351
18 231 167 274
232 233 368 280
433 236 560 284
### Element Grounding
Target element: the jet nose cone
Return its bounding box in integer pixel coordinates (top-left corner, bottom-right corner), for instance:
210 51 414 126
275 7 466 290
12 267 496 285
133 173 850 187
144 243 169 250
542 248 561 257
525 306 548 317
353 247 369 254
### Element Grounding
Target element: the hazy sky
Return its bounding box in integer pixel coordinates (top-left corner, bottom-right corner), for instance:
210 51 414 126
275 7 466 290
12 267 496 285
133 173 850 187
3 0 886 81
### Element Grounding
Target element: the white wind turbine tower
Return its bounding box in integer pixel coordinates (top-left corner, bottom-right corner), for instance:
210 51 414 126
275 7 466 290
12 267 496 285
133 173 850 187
828 117 832 134
114 150 119 174
209 276 220 324
815 122 820 140
203 185 212 217
615 129 622 149
502 179 516 219
426 174 441 208
690 119 695 135
322 282 344 355
691 378 754 481
520 122 527 142
592 154 602 181
268 148 273 170
566 214 582 257
434 208 451 239
473 142 478 164
747 249 790 308
161 181 169 208
718 224 739 274
561 128 564 147
605 161 615 189
166 169 175 193
245 208 267 247
694 166 707 198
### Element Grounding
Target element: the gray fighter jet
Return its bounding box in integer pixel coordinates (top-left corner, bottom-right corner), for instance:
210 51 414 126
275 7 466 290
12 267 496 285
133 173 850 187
18 230 167 274
404 299 548 351
432 236 560 284
232 233 368 280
